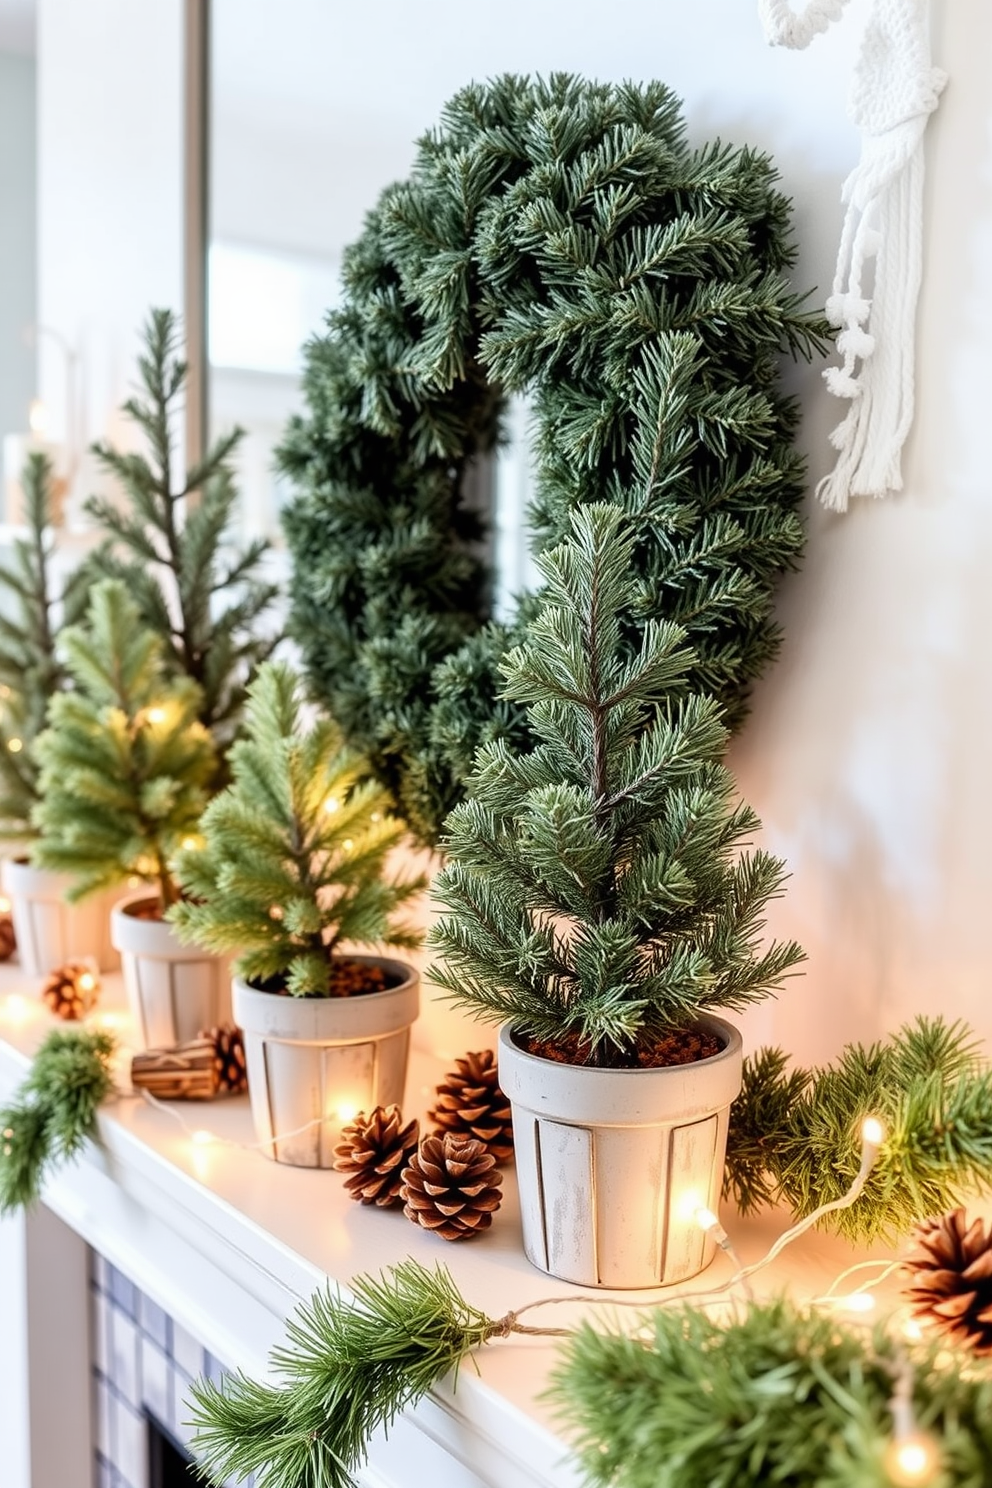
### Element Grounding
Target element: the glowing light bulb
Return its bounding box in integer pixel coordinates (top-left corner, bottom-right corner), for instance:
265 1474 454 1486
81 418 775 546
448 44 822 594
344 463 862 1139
191 1129 214 1147
839 1292 876 1314
323 797 340 814
861 1116 886 1148
695 1206 721 1233
3 994 29 1025
268 904 284 921
29 399 48 436
7 737 22 753
336 1104 359 1123
181 836 200 851
0 895 10 914
370 811 381 823
78 972 96 994
342 839 354 852
902 1318 924 1343
884 1432 940 1486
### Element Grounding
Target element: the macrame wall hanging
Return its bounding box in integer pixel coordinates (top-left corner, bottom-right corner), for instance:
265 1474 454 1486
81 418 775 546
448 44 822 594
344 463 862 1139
758 0 946 511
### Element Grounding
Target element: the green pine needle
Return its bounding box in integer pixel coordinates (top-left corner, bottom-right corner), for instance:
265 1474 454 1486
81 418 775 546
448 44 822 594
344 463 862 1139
725 1016 992 1241
0 1028 115 1214
188 1261 498 1488
550 1297 992 1488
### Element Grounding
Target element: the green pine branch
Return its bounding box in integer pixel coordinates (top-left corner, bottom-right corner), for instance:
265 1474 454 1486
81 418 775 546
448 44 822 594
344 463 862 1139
83 309 280 755
169 662 425 996
0 452 89 836
724 1016 992 1241
0 1028 116 1213
31 580 217 910
429 503 804 1063
550 1298 992 1488
189 1261 501 1488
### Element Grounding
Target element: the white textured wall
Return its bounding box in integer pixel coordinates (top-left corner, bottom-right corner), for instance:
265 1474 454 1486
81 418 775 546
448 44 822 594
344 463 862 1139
37 0 991 1061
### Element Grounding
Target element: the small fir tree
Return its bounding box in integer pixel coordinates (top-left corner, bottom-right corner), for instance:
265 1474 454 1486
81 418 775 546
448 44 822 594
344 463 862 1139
85 309 279 753
31 580 217 911
169 662 425 997
429 504 804 1066
0 452 88 837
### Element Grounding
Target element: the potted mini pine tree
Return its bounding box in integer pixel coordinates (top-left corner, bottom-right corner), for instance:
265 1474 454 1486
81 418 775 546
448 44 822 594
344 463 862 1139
31 580 221 1046
429 504 805 1288
169 662 426 1168
0 452 116 974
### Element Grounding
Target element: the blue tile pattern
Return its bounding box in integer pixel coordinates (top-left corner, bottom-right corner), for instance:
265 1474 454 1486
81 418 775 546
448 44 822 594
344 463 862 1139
90 1252 255 1488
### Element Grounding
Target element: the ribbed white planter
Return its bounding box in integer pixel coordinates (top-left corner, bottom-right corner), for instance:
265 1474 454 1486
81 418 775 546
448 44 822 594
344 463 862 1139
111 894 230 1050
233 958 419 1168
498 1015 743 1290
1 858 120 977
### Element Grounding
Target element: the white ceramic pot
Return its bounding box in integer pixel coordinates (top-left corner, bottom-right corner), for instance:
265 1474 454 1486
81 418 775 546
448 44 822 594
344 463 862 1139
498 1015 743 1290
1 858 120 977
111 894 230 1049
233 958 420 1168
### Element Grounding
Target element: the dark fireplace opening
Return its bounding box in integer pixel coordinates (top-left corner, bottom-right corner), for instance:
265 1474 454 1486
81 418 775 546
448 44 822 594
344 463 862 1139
147 1412 198 1487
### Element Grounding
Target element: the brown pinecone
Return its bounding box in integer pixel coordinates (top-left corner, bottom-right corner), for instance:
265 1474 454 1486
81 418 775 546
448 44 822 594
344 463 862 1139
41 961 100 1021
903 1208 992 1354
429 1049 514 1164
401 1133 502 1241
333 1105 420 1207
199 1023 248 1095
0 912 15 962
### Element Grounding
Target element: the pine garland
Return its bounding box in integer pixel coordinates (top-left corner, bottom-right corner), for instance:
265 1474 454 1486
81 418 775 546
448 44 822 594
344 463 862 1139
724 1017 992 1241
550 1299 992 1487
281 73 829 846
31 579 217 910
0 452 88 837
429 503 804 1063
0 1028 115 1213
170 662 424 996
84 308 279 755
189 1261 504 1488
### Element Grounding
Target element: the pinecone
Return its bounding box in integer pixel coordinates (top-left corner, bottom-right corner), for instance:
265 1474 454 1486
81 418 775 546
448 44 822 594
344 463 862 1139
199 1023 248 1095
429 1049 514 1164
0 911 15 962
41 961 100 1021
401 1133 503 1241
333 1105 420 1207
903 1208 992 1355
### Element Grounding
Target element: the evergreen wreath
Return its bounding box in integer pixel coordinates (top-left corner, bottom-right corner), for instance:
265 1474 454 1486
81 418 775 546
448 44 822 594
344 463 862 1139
281 72 829 846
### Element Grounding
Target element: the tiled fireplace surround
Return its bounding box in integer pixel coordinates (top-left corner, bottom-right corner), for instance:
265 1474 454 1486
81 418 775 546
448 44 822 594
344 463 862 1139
91 1252 252 1488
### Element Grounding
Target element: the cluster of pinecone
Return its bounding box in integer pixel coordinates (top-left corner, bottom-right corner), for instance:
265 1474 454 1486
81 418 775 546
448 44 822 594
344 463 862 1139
332 1049 512 1242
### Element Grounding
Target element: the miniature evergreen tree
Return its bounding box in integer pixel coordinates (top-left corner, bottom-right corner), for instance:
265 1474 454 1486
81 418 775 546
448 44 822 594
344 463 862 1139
0 452 88 836
429 503 804 1065
85 309 279 753
169 662 425 997
31 580 217 910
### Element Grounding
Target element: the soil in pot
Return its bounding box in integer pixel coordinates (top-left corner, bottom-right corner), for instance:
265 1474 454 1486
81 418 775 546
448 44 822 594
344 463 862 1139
521 1026 723 1069
250 959 397 999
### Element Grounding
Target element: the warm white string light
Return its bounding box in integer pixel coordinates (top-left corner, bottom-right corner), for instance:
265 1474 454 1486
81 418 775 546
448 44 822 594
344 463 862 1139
139 1087 329 1156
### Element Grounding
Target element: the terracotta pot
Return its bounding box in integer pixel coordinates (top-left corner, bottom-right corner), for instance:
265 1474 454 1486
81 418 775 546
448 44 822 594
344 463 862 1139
233 958 420 1168
110 894 230 1049
1 858 120 977
498 1015 743 1289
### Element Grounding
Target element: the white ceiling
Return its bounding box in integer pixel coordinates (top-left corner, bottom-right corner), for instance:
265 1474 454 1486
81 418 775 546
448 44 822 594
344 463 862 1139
0 0 35 55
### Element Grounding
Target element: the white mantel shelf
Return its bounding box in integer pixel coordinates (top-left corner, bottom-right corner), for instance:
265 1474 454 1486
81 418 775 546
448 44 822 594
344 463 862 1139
0 965 898 1488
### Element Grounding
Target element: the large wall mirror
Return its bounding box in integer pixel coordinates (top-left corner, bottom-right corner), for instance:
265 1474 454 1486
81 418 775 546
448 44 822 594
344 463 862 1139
205 0 686 616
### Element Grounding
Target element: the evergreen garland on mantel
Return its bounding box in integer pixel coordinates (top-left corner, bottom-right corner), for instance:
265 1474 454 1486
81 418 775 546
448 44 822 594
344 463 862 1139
281 72 829 846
